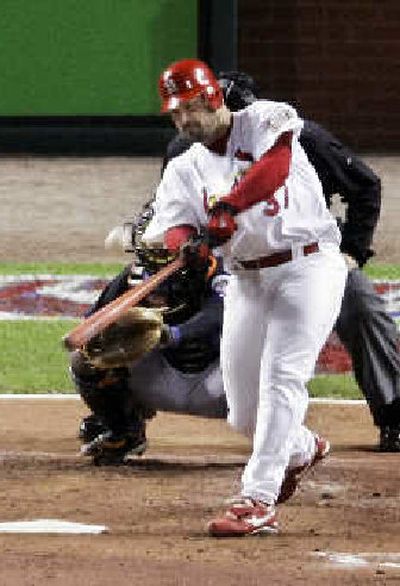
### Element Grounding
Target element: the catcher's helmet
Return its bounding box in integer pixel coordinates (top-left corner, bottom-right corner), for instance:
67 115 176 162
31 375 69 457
159 59 223 113
132 197 177 273
131 197 215 324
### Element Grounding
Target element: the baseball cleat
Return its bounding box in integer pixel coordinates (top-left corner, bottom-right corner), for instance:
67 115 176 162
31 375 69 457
81 428 147 465
78 414 107 443
379 426 400 452
277 435 330 504
208 498 278 537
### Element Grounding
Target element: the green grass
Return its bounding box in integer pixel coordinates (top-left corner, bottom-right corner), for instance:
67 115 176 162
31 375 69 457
0 262 124 276
364 263 400 280
0 316 363 397
0 261 399 279
0 317 362 397
0 260 398 396
0 320 78 393
308 374 362 399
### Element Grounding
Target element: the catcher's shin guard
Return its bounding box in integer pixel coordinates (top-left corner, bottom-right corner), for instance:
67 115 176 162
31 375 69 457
71 350 148 464
70 350 134 434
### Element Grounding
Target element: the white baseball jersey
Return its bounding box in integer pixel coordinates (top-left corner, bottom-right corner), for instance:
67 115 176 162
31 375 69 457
144 100 341 267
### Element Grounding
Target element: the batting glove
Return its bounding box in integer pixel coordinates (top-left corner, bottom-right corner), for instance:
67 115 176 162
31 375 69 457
207 201 238 247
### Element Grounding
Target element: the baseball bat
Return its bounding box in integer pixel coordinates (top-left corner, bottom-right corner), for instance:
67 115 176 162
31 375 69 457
63 257 184 351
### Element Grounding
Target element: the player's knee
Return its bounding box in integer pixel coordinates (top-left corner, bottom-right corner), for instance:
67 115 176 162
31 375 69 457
69 350 130 417
70 349 94 379
69 350 105 395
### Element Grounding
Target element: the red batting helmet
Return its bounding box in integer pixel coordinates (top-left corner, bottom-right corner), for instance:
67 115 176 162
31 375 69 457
158 59 223 113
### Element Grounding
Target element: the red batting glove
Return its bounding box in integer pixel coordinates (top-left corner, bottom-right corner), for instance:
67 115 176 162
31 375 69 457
207 201 238 247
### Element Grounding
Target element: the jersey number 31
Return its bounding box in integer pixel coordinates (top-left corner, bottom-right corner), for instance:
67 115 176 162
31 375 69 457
263 185 289 217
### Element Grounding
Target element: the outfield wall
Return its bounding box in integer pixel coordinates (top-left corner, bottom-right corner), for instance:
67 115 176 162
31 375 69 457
0 1 197 116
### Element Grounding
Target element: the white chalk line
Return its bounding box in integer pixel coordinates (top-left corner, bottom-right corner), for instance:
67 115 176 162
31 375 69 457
0 394 81 400
314 551 400 570
0 394 367 405
0 449 81 460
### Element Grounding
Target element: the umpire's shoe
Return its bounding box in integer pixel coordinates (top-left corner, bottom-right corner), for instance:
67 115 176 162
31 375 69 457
81 423 147 465
379 426 400 452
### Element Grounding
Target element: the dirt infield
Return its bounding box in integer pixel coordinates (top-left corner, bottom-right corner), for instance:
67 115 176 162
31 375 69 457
0 399 398 585
1 155 399 583
1 154 400 264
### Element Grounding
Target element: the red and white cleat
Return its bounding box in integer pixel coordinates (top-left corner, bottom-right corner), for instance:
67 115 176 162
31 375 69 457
277 435 330 504
208 497 278 537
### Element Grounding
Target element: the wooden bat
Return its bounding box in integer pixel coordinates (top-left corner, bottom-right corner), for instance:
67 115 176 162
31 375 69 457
63 257 184 351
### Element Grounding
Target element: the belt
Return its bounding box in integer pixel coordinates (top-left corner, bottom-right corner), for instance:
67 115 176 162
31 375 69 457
238 242 319 270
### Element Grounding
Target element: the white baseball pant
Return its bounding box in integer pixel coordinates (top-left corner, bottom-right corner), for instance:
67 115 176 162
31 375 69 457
221 244 347 503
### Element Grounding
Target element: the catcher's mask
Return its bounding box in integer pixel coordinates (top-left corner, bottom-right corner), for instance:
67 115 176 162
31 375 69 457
159 59 223 113
131 198 215 325
131 197 177 273
138 247 215 325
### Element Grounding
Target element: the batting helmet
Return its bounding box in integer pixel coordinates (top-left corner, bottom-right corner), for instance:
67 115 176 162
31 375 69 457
158 59 223 113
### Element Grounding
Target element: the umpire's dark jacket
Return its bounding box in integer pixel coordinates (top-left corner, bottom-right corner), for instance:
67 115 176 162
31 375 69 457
299 121 381 267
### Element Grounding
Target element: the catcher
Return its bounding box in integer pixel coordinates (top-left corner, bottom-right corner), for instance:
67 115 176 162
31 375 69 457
69 200 227 464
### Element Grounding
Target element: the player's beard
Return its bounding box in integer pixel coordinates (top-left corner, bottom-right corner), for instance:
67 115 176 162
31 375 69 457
181 113 222 144
177 104 231 145
181 123 215 143
181 125 205 142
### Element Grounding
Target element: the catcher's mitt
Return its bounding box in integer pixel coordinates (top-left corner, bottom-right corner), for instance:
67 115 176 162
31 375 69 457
82 307 164 369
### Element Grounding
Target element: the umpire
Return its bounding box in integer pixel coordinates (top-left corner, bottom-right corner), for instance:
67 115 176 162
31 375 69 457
164 71 400 452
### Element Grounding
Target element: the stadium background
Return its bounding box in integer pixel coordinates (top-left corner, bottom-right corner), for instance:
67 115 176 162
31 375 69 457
0 4 399 583
0 0 398 257
0 0 398 388
0 0 398 152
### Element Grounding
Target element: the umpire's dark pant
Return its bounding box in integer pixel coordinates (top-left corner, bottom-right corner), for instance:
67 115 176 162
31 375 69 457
335 269 400 428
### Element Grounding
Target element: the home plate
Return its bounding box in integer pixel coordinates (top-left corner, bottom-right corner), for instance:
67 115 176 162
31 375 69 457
0 519 108 534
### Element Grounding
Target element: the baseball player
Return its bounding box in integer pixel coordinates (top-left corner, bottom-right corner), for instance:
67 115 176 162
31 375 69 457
70 200 228 465
143 58 347 536
164 71 400 453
